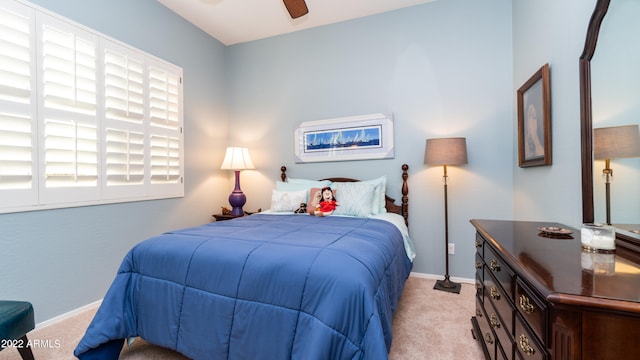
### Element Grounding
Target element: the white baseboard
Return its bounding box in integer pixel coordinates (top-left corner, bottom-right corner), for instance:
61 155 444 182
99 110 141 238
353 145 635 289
36 299 102 330
409 271 475 284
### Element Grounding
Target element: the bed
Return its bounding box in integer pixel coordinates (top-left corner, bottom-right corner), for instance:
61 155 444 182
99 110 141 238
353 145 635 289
74 164 414 360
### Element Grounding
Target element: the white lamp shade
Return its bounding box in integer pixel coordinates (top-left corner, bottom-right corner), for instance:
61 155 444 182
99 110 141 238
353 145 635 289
424 137 468 166
220 147 255 170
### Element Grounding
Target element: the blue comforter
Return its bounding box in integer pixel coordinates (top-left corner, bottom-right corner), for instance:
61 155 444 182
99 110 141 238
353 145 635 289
74 214 412 359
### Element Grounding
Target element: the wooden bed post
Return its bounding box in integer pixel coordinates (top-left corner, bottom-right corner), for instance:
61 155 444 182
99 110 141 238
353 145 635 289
401 164 409 226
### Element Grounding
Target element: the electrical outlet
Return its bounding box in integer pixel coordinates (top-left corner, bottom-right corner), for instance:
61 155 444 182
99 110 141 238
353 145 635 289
448 243 455 255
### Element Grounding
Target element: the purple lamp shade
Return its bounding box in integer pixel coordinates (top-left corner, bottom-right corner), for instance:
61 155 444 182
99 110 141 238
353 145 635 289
220 147 254 217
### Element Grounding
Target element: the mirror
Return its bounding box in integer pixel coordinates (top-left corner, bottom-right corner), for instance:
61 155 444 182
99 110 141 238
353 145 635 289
581 0 640 251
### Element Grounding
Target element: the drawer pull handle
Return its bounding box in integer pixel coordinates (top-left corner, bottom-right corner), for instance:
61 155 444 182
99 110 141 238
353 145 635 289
476 308 482 317
519 334 536 356
476 283 482 290
475 239 482 248
484 333 494 345
475 262 482 269
519 295 535 314
490 287 500 300
489 259 501 272
490 313 500 328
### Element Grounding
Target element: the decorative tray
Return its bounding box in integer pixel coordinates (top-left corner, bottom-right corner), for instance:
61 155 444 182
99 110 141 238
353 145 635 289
538 226 573 236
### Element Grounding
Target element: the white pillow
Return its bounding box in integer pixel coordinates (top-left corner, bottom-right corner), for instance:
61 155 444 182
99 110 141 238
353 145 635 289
270 189 308 212
362 175 387 214
331 182 376 217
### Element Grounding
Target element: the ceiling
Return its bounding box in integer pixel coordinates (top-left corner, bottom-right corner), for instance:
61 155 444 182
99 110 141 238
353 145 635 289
157 0 435 45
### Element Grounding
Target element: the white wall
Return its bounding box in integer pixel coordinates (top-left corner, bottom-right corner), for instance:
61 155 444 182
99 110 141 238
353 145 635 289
226 0 515 277
0 0 229 322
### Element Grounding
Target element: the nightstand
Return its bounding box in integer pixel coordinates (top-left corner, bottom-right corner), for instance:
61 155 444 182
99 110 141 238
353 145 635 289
212 213 242 221
212 208 261 222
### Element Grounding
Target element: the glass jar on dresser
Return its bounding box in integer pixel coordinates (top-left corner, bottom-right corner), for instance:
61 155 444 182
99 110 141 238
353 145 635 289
470 219 640 360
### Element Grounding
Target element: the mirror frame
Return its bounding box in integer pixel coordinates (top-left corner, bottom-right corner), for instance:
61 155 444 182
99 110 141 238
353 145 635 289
580 0 640 252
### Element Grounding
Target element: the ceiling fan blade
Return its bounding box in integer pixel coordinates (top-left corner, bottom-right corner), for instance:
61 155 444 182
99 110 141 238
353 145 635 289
283 0 308 19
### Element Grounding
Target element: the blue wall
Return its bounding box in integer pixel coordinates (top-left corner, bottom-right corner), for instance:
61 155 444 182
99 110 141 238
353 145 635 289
591 0 640 224
227 0 515 279
2 0 606 325
511 0 595 226
1 0 229 322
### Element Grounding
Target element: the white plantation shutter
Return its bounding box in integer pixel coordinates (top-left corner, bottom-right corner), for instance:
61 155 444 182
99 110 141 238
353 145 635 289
0 113 32 188
102 41 146 199
149 65 180 130
0 0 183 213
148 60 183 195
104 48 144 123
105 128 144 184
37 13 99 204
150 134 181 183
0 1 37 207
42 119 97 187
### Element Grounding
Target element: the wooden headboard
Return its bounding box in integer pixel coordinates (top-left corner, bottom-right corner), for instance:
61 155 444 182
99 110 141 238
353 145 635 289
280 164 409 226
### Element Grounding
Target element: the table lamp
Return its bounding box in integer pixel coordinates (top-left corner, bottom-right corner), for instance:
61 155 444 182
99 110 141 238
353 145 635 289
593 125 640 225
425 137 468 294
220 147 254 216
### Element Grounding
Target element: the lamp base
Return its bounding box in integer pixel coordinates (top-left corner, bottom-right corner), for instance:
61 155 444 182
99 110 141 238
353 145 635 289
228 170 246 217
434 276 461 294
228 190 246 217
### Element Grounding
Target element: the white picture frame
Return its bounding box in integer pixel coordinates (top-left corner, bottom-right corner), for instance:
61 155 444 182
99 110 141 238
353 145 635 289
294 113 394 163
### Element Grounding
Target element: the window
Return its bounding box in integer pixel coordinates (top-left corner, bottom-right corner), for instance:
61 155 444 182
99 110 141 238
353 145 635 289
0 0 184 214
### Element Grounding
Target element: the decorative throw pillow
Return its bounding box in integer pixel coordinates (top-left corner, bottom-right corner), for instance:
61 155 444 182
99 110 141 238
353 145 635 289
308 187 337 210
270 189 308 212
331 182 376 217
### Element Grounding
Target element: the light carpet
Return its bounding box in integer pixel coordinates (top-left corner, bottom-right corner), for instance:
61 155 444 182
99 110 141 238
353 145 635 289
0 276 483 359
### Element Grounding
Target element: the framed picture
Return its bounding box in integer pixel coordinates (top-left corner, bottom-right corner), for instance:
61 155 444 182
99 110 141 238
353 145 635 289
294 113 394 163
517 63 552 167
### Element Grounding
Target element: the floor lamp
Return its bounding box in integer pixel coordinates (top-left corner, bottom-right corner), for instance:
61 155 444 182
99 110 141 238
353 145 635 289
425 137 468 294
593 125 640 225
220 147 255 217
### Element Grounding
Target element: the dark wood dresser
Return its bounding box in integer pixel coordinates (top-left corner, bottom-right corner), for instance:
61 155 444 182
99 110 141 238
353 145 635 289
470 219 640 360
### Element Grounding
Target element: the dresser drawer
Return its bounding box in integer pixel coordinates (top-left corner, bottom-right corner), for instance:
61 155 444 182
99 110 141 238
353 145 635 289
476 295 497 360
485 244 515 301
515 279 547 343
484 269 514 335
476 251 484 282
497 343 510 360
476 273 484 300
486 294 514 359
476 233 484 256
476 251 484 273
515 313 548 360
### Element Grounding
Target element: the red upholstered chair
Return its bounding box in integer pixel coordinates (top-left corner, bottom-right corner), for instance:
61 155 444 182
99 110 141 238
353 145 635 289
0 301 35 360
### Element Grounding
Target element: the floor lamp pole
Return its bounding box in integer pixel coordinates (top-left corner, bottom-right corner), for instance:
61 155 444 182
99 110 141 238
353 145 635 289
434 164 462 294
603 159 612 225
